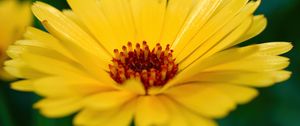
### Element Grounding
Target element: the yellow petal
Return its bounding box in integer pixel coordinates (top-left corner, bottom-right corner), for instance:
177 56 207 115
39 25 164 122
165 45 258 89
201 42 291 73
189 71 291 87
34 97 83 118
14 1 32 34
167 83 258 105
159 0 194 46
6 45 26 59
181 108 218 126
0 0 31 46
41 20 113 81
33 76 113 97
15 40 47 48
206 55 289 72
272 70 292 83
97 0 136 44
21 52 86 77
9 43 111 83
209 84 258 104
172 0 222 51
4 59 46 79
159 96 189 126
199 17 252 61
235 15 267 44
171 42 291 88
131 0 167 48
62 9 89 31
130 0 167 47
8 44 74 63
19 51 113 85
85 91 136 110
165 84 235 118
179 17 252 69
23 27 75 60
252 42 293 56
135 96 170 126
32 2 111 63
172 0 248 57
74 100 136 126
101 102 135 126
159 95 217 126
177 0 260 66
214 0 231 13
67 0 126 52
120 79 145 95
11 80 34 92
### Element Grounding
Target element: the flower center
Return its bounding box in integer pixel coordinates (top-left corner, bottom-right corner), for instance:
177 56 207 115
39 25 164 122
109 41 178 90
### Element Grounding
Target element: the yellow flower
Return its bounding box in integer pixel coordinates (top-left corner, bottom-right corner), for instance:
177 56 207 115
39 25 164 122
5 0 292 126
0 0 31 80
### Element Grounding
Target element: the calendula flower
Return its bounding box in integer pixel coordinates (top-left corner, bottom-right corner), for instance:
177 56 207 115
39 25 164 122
5 0 292 126
0 0 31 80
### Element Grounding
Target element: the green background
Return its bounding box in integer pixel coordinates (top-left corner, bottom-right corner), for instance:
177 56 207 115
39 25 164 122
1 0 300 126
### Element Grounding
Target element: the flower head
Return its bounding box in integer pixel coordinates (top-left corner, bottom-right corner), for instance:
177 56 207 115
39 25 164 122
5 0 292 126
0 0 31 80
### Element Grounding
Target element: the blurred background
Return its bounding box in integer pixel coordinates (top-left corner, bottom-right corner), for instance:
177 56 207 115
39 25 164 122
0 0 299 126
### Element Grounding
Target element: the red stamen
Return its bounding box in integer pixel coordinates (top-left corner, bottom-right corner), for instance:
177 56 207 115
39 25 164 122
109 41 178 93
122 46 128 57
114 49 120 60
127 42 133 51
